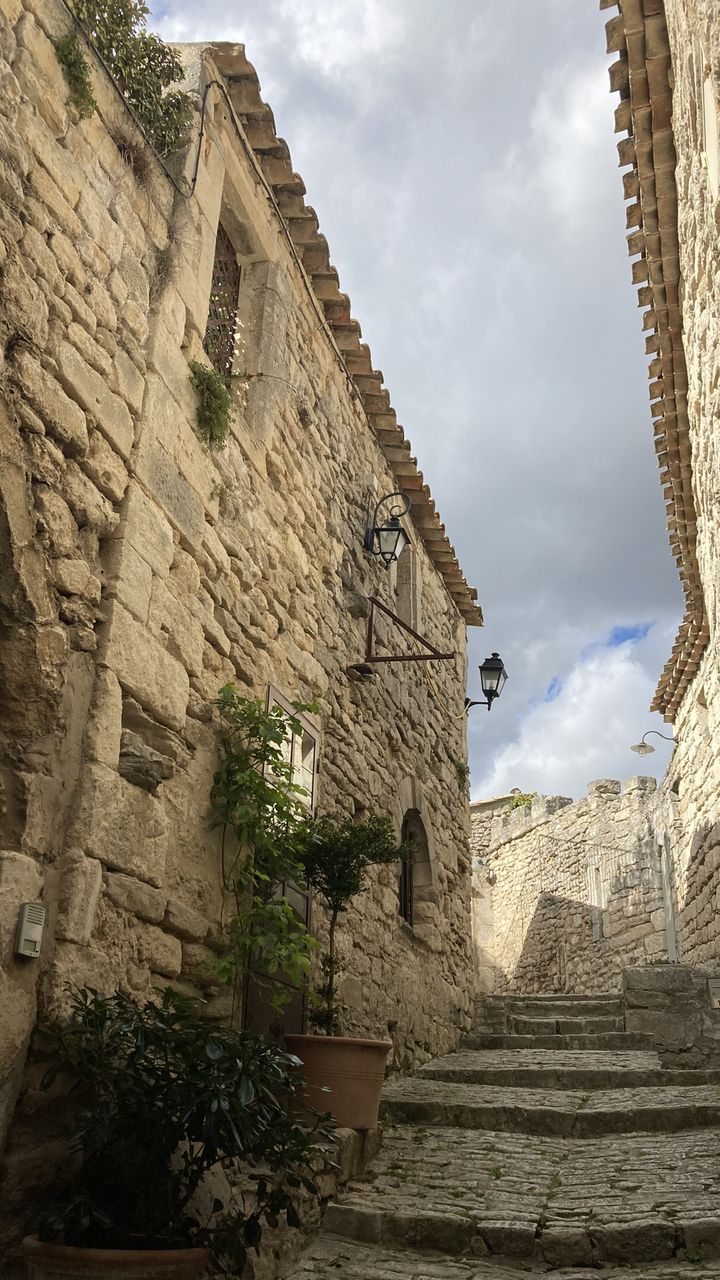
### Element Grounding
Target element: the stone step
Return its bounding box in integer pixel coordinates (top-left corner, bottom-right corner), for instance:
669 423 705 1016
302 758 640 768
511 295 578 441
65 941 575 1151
381 1077 720 1136
322 1123 720 1266
493 991 623 1010
421 1048 668 1090
464 1031 653 1050
509 1013 625 1035
291 1237 720 1279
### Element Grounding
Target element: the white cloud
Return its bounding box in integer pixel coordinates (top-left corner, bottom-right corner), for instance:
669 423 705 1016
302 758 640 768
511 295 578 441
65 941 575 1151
474 638 676 801
487 58 618 244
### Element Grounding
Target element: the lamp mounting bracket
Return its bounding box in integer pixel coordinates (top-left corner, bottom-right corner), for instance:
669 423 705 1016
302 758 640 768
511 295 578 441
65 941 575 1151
363 595 455 664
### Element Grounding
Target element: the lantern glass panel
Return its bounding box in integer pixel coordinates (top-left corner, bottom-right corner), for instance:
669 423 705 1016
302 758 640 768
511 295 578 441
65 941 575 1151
480 653 508 700
376 520 409 566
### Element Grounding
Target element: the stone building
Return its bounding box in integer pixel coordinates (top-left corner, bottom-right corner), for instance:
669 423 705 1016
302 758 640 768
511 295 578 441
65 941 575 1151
602 0 720 966
471 778 670 993
0 3 483 1251
468 0 720 998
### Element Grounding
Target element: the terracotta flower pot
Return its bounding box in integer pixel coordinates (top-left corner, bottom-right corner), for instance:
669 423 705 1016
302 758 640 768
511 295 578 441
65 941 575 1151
22 1237 209 1280
285 1034 391 1130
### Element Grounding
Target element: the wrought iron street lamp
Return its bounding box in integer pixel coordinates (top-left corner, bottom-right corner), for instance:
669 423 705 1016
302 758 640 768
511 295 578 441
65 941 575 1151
630 730 676 756
363 491 411 567
465 652 508 712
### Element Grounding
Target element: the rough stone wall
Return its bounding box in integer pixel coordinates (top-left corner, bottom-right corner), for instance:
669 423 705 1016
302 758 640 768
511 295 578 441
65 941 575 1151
472 779 669 994
650 0 720 971
0 4 475 1257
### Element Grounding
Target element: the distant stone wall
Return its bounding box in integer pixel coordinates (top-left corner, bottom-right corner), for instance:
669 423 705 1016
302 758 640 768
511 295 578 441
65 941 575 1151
0 4 475 1261
472 779 669 994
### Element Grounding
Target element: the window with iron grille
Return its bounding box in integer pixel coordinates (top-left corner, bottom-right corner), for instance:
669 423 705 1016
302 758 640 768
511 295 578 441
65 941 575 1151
204 223 241 378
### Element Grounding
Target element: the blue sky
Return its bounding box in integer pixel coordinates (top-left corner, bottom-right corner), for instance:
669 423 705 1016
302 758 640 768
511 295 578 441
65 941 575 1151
154 0 682 798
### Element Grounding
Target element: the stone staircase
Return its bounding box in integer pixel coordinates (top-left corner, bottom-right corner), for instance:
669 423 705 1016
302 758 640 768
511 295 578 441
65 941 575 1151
290 993 720 1278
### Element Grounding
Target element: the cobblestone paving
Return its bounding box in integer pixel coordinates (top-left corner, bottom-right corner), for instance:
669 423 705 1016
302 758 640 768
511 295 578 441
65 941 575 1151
285 1005 720 1276
291 1238 720 1279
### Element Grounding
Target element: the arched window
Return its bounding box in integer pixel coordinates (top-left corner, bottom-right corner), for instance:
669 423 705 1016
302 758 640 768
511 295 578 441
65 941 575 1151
399 809 431 926
204 223 241 378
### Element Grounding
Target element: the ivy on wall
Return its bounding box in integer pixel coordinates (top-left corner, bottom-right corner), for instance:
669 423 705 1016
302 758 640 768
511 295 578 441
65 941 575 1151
64 0 193 156
53 35 97 118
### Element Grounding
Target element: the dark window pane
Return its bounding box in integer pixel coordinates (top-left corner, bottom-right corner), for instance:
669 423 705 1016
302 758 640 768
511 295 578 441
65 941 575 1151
204 223 240 378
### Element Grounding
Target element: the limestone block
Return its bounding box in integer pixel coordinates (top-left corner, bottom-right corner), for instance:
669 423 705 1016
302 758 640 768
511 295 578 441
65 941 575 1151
104 871 167 923
148 577 204 675
27 163 82 240
135 436 205 548
83 429 129 504
55 341 134 460
66 762 168 887
17 102 76 204
44 940 129 1018
76 187 123 266
113 349 145 414
33 485 78 557
2 255 49 349
65 321 113 379
63 281 97 334
101 601 189 731
115 480 174 576
63 461 119 537
12 355 83 455
12 46 66 136
118 729 175 792
53 556 101 606
104 538 152 623
135 922 182 978
84 668 122 768
181 942 223 990
56 852 102 944
164 899 209 942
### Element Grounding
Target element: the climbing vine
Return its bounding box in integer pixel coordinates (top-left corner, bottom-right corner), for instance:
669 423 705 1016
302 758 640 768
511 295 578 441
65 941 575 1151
63 0 193 156
210 686 318 1019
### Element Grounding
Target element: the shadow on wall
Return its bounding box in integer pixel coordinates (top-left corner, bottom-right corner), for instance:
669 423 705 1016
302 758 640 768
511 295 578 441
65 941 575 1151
675 821 720 965
509 893 624 995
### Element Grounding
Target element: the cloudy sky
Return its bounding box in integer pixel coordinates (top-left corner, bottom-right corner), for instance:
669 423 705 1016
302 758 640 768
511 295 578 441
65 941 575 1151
153 0 682 799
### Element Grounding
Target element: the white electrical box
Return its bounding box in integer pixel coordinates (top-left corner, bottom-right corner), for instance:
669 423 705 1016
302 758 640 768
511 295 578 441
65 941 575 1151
14 902 45 958
708 978 720 1010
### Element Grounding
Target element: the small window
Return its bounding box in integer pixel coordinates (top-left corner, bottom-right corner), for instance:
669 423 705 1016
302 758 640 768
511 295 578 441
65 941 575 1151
268 686 319 813
399 848 414 926
399 808 431 926
204 223 241 378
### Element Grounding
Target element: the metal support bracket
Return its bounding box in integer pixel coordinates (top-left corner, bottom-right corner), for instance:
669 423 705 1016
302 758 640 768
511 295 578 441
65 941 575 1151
364 595 455 664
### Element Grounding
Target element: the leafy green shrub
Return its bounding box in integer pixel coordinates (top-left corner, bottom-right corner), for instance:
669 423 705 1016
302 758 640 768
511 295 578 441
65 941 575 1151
189 360 231 449
65 0 193 156
35 987 332 1272
210 686 318 1016
504 791 536 812
296 815 409 1034
53 35 97 118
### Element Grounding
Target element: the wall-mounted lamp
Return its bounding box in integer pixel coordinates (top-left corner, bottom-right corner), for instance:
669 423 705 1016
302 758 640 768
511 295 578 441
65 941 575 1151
363 491 411 567
465 652 508 712
630 730 676 756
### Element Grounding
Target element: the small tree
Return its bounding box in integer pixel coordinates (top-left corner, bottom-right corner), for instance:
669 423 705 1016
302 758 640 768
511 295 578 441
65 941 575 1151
296 815 408 1035
210 685 317 1019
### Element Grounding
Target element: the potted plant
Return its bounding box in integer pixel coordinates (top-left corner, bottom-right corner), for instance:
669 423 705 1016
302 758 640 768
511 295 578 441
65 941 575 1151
23 986 332 1280
286 815 408 1130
